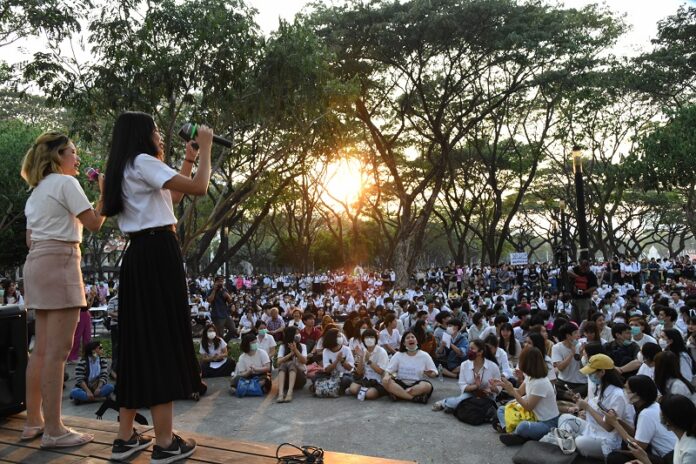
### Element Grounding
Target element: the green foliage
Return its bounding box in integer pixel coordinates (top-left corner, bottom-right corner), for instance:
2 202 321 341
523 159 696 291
0 119 42 270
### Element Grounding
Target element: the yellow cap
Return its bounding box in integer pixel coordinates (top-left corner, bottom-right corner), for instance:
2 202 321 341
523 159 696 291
580 354 615 375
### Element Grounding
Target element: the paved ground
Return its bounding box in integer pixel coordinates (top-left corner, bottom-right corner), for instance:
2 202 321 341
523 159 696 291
60 365 517 464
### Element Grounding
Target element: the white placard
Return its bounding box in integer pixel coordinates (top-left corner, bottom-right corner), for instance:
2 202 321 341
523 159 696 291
509 252 528 266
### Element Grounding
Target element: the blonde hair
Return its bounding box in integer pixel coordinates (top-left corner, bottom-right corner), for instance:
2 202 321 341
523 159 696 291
21 132 71 188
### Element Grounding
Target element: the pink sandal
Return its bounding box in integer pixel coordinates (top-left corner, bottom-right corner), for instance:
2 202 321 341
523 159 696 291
40 428 94 449
20 426 44 441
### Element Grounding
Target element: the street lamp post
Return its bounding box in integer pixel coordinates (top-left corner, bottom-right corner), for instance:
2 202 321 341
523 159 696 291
558 201 569 295
572 145 590 261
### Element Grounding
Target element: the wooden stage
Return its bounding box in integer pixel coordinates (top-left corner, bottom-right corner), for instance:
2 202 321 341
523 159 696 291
0 413 416 463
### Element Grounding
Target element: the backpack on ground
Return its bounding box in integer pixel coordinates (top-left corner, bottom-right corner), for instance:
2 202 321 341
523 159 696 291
454 397 497 425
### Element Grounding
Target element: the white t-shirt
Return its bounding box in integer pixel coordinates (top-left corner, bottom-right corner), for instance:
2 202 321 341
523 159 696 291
199 337 226 357
387 351 436 385
234 349 270 375
675 433 696 464
637 363 655 379
277 343 308 372
632 334 657 348
322 346 355 374
25 174 92 242
117 154 177 233
256 334 277 355
667 378 696 405
634 402 677 457
525 376 559 421
545 355 557 381
551 342 587 385
379 329 400 351
358 346 389 382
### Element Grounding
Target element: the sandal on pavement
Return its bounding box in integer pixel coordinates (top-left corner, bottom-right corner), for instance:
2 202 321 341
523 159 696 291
20 426 44 441
40 428 94 449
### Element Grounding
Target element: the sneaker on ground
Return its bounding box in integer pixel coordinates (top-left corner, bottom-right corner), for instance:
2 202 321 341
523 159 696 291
111 429 153 461
150 434 196 464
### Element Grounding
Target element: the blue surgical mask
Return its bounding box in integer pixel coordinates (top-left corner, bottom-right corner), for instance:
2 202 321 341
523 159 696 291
588 373 601 385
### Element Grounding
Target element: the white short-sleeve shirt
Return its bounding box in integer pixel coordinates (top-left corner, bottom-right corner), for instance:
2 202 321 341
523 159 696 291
634 403 677 457
387 351 437 384
323 346 355 374
117 154 178 233
525 376 560 421
25 174 92 242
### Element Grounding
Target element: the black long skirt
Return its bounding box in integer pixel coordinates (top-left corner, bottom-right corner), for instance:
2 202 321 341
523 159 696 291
116 230 200 409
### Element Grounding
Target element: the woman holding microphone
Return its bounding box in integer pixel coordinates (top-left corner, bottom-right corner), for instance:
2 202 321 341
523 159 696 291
101 112 213 463
21 132 105 447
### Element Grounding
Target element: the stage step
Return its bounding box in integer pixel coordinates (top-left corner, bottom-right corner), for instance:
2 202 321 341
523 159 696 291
0 413 416 463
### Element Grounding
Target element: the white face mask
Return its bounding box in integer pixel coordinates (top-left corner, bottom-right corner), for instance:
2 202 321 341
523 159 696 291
207 331 216 340
360 328 366 335
364 337 376 348
659 339 668 350
446 327 456 336
336 335 343 345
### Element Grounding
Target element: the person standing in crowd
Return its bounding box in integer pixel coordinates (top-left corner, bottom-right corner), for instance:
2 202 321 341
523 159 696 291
207 275 236 342
101 112 213 463
568 259 598 323
21 131 106 447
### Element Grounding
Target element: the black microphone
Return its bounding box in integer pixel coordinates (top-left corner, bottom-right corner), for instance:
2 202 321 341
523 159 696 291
178 123 232 148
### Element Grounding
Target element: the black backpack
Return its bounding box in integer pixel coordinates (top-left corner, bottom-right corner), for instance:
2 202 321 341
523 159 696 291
454 397 498 425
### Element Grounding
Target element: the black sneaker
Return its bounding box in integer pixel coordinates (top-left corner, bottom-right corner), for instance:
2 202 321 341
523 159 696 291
111 429 153 461
150 434 196 464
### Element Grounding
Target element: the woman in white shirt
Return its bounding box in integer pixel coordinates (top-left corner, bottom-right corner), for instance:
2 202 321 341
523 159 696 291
275 326 307 403
230 333 272 395
348 328 390 400
21 132 106 447
605 375 676 464
199 324 233 378
382 331 438 404
321 328 355 393
654 351 696 405
492 347 560 446
379 313 400 355
662 329 694 382
102 114 214 462
560 354 635 459
433 339 500 412
239 307 257 335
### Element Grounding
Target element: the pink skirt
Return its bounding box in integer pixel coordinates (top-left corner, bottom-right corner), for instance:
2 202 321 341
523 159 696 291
23 240 86 310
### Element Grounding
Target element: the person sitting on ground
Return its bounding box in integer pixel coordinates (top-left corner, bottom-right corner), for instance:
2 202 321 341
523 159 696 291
432 339 500 412
238 307 257 335
349 318 373 357
499 322 521 368
485 334 516 386
199 323 234 378
266 307 285 342
254 320 277 358
560 354 635 460
435 318 468 378
525 332 556 382
604 375 677 464
629 317 657 348
653 351 696 404
662 328 694 383
275 326 307 403
412 319 437 358
320 327 355 393
348 328 389 400
287 309 305 330
492 346 560 446
229 333 272 396
379 313 400 356
637 342 661 380
382 331 438 404
551 323 588 396
627 394 696 464
605 323 641 379
70 341 114 404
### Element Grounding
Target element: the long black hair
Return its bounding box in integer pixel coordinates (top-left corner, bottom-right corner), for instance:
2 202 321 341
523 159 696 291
102 112 160 217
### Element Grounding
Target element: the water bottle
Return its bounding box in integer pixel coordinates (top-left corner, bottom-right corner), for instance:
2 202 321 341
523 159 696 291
438 365 444 382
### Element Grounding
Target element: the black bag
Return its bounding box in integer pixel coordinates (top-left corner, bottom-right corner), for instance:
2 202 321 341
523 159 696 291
454 396 497 425
513 441 577 464
0 305 28 417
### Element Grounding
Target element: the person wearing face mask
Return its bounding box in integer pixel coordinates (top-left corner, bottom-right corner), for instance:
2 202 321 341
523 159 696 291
629 318 657 349
382 331 438 404
661 328 694 383
275 326 307 403
558 354 635 459
254 320 277 358
432 339 500 412
435 319 469 378
319 328 355 394
605 323 641 379
348 328 389 400
229 333 272 396
604 375 676 464
551 323 588 397
468 312 489 342
626 394 696 464
198 324 233 378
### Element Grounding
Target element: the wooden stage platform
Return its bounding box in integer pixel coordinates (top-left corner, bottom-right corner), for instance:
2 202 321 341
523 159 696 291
0 413 416 463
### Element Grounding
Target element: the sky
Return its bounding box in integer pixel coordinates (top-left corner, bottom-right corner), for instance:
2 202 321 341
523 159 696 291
2 0 695 66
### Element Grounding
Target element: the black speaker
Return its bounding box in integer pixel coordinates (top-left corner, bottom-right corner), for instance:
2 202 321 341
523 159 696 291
0 305 27 417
